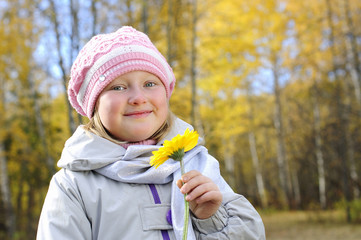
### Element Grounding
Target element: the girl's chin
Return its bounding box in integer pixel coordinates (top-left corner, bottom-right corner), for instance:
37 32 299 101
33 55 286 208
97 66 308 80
114 131 154 143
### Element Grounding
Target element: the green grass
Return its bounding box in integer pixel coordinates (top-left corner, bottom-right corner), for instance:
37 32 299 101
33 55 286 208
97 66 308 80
260 210 361 240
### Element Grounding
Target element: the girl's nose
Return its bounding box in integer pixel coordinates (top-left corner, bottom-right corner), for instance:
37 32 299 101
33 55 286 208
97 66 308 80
128 88 147 105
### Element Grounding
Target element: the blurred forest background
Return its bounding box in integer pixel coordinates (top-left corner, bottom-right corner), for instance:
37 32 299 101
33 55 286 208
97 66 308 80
1 0 361 239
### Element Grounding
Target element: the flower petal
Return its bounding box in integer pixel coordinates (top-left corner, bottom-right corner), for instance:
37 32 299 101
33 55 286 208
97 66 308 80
149 128 199 168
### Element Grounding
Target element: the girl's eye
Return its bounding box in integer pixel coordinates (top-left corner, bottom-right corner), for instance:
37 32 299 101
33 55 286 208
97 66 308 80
145 82 156 87
112 86 126 91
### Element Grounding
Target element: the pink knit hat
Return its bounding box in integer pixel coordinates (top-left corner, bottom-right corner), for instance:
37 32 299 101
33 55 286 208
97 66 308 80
68 26 176 119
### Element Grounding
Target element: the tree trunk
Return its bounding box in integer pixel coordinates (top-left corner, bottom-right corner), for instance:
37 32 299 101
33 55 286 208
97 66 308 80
272 56 292 208
26 182 37 236
142 0 149 34
248 132 268 208
312 82 327 209
70 0 79 63
348 142 360 199
16 171 24 232
247 90 267 208
190 0 197 128
91 0 98 36
343 0 361 104
0 143 15 239
70 0 84 126
342 0 360 199
224 137 236 189
291 167 301 208
49 0 76 134
0 72 15 239
342 57 359 200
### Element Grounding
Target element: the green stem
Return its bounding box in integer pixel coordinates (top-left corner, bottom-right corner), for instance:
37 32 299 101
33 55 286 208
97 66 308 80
180 158 188 240
180 157 185 176
183 195 189 240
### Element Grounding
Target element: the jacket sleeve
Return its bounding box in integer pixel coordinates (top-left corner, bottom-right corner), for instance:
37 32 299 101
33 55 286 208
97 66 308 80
191 192 266 240
36 170 92 240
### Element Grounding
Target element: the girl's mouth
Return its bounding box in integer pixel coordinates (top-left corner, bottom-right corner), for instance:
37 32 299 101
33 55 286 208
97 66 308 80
124 110 152 118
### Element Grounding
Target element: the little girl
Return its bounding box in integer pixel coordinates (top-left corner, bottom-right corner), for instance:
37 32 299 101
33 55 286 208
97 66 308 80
37 26 265 240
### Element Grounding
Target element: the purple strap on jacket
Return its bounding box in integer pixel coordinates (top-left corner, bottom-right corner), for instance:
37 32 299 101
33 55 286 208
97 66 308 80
148 184 171 240
166 209 172 226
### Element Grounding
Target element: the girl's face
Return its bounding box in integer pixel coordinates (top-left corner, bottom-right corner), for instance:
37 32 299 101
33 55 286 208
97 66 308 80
97 71 169 142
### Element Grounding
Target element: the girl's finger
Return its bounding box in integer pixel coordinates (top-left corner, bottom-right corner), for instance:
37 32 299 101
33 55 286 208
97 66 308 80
181 170 201 183
180 175 210 194
185 182 215 201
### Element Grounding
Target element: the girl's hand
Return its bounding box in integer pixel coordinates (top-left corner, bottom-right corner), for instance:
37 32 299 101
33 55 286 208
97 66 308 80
176 170 223 219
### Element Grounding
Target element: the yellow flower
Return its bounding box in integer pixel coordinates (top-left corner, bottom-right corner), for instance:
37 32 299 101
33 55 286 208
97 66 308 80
150 128 199 168
150 128 199 240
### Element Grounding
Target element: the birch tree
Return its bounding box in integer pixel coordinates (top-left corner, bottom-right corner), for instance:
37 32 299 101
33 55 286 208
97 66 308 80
247 91 268 208
0 75 15 240
313 81 327 209
0 12 16 238
272 54 293 207
342 0 361 108
48 0 76 134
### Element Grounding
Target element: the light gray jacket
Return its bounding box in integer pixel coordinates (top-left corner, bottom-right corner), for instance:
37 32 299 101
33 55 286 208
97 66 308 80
37 119 265 240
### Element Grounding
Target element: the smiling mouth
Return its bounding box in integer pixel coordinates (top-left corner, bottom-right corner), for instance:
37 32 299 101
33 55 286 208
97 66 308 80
124 110 152 118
